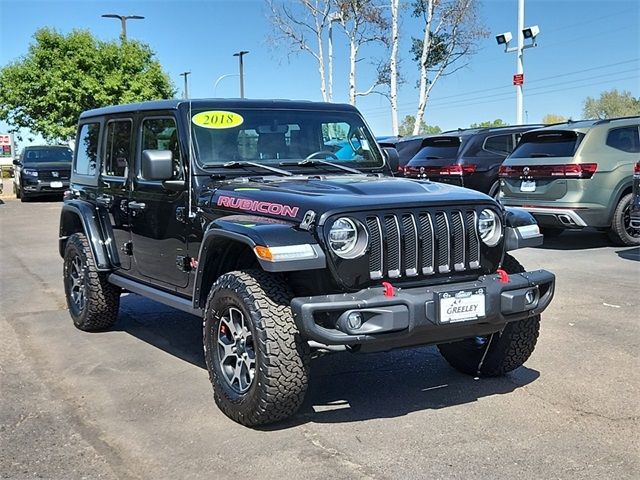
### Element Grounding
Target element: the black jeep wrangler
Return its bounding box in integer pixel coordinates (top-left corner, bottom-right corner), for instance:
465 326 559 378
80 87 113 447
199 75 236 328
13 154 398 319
59 99 555 427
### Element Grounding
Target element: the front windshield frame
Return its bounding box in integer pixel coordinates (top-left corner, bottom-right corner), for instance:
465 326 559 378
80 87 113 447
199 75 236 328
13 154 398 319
23 147 73 163
188 107 385 171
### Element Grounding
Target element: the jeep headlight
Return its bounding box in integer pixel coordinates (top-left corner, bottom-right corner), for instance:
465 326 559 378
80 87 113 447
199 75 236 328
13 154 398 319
328 217 368 259
478 209 502 247
23 168 38 177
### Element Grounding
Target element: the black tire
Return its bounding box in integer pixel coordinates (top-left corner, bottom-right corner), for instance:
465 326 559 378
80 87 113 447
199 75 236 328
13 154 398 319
608 193 640 246
63 233 120 331
14 182 21 199
437 254 541 377
203 270 310 427
488 180 501 200
540 227 563 237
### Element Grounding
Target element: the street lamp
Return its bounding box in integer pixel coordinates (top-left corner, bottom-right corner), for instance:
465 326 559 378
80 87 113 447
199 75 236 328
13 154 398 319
179 71 191 99
494 0 539 124
233 51 249 99
101 14 145 42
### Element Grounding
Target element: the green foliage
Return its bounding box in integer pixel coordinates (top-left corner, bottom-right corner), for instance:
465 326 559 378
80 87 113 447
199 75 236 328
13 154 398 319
583 89 640 119
410 34 448 69
0 28 175 142
398 115 441 136
542 113 567 125
470 119 507 128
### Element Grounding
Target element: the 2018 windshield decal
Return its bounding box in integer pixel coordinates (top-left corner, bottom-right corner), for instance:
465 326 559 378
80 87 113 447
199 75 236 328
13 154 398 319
217 195 299 218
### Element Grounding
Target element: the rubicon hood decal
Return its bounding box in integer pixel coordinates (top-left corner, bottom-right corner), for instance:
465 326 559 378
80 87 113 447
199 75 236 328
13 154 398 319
217 195 299 218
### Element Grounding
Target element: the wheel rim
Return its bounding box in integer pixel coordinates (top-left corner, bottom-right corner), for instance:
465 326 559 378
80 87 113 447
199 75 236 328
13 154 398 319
622 203 640 239
216 307 256 394
68 255 86 312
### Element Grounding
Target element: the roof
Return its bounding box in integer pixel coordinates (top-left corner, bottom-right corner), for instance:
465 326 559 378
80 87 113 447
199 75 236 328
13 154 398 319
440 124 545 136
23 145 71 150
79 98 359 119
530 116 640 133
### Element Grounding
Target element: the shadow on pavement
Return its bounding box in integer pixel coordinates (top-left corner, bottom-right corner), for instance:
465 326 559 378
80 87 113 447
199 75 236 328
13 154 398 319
535 229 612 250
116 294 540 427
616 247 640 261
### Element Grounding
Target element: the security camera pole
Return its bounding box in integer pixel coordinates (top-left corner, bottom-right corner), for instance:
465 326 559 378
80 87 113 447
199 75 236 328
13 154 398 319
101 14 145 42
180 71 191 99
233 51 249 99
495 0 539 125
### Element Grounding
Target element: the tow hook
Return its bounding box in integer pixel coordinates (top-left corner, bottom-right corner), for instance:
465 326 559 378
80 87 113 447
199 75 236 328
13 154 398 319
496 268 509 283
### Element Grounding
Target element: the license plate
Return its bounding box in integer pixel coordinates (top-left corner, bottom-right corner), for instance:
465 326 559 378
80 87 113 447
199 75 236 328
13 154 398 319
439 288 486 324
520 180 536 192
50 181 63 188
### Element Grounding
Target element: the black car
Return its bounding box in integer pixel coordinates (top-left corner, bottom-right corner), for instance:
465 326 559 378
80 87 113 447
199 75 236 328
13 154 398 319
13 145 73 201
394 134 437 170
631 161 640 230
403 125 544 199
59 99 554 427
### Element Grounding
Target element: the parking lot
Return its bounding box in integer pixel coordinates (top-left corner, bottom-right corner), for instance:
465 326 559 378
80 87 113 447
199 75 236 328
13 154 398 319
0 188 638 479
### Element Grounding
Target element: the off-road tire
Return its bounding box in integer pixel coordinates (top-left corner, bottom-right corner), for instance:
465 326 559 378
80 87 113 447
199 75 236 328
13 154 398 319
63 233 120 331
203 269 310 427
437 253 541 377
608 193 640 246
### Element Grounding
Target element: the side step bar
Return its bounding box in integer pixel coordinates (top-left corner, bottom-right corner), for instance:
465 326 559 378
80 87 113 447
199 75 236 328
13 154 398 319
108 274 203 317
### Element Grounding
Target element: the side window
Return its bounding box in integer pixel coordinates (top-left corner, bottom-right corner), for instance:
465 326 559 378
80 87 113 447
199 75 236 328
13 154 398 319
104 119 132 177
483 134 514 156
606 126 640 153
75 123 100 176
141 118 183 180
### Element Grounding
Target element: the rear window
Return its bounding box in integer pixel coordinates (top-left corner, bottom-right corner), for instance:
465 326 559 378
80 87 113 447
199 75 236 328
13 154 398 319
510 131 582 158
23 147 72 163
412 137 461 160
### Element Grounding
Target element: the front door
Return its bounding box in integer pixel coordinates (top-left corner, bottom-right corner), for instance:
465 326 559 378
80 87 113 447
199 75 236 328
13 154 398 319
97 118 134 270
129 115 189 288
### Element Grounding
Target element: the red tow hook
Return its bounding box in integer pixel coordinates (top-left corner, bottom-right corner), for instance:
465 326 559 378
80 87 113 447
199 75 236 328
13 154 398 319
382 281 395 297
496 268 509 284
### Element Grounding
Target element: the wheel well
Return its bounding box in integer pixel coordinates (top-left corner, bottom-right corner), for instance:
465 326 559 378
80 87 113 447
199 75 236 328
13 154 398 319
197 239 260 308
59 210 84 257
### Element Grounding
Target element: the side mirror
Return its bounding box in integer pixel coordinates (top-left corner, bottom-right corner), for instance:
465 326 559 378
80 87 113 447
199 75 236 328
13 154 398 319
12 159 21 166
141 149 173 181
382 147 399 174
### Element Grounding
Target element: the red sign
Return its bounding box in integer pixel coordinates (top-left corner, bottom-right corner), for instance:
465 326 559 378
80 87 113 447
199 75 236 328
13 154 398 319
513 74 524 86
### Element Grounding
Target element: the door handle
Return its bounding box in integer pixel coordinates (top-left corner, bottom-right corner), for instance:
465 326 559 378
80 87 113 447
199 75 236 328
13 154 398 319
128 201 146 211
96 194 114 207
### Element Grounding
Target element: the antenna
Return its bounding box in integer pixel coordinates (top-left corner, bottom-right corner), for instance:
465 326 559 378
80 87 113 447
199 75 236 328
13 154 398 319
188 100 196 219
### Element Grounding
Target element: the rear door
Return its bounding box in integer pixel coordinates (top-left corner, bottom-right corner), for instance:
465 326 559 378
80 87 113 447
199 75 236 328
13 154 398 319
129 114 189 289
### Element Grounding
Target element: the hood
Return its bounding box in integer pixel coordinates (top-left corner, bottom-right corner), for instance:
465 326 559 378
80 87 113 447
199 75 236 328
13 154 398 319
22 162 72 170
205 174 495 222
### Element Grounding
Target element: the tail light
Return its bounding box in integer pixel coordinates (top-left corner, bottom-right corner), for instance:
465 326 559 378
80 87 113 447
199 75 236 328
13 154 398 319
403 164 476 176
634 162 640 175
499 163 598 179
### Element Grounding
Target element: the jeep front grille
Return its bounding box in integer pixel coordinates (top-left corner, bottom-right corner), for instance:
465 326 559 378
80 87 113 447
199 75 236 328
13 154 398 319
365 209 481 280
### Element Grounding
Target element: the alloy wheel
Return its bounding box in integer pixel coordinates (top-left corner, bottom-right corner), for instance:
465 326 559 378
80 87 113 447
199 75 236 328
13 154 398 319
69 255 86 311
216 307 256 394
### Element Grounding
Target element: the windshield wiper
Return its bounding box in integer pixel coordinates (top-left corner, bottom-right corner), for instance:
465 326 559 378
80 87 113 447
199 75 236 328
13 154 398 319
222 161 293 176
281 159 362 174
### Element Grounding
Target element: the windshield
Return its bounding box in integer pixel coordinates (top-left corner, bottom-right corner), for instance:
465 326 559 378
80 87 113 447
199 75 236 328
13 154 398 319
510 131 583 158
23 147 72 163
411 136 462 160
191 108 383 169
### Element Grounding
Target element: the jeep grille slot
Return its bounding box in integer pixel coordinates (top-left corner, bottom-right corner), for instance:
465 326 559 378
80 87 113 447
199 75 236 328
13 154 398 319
365 209 482 281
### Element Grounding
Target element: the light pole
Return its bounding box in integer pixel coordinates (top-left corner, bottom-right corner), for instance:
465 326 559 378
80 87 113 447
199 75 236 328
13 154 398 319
101 14 145 42
495 0 539 124
179 71 191 99
233 51 249 98
213 74 239 97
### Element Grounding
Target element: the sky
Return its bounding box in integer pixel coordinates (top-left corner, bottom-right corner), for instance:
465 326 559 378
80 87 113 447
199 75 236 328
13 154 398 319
0 0 639 145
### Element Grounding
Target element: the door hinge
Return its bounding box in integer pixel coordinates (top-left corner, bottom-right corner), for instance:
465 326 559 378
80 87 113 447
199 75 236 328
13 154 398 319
121 241 133 256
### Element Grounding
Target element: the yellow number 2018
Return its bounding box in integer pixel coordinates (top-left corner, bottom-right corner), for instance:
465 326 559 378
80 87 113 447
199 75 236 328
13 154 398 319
192 111 244 129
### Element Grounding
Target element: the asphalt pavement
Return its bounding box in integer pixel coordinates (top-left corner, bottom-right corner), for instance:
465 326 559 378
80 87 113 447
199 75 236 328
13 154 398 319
1 189 638 479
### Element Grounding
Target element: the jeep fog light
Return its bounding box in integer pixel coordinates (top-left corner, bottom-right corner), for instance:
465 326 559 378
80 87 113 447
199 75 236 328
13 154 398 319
254 244 318 262
328 217 368 259
478 209 502 247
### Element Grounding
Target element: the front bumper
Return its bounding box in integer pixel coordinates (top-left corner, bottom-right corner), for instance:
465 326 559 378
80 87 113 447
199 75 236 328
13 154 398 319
22 179 69 194
291 269 555 352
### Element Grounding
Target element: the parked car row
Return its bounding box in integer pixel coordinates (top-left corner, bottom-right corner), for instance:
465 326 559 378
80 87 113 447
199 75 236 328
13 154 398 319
392 116 640 246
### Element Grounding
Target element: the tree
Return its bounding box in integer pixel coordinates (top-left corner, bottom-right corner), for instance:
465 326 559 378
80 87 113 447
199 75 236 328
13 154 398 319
583 89 640 119
0 28 174 142
398 115 441 136
410 0 487 135
268 0 332 101
334 0 388 105
469 119 507 128
541 113 567 125
388 0 400 135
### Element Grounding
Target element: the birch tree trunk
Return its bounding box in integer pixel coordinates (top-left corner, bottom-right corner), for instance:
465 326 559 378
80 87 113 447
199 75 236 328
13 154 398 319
349 39 357 105
389 0 399 135
413 0 435 135
317 24 328 102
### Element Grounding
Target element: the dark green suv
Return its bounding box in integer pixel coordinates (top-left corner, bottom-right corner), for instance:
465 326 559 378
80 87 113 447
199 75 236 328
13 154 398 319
499 117 640 245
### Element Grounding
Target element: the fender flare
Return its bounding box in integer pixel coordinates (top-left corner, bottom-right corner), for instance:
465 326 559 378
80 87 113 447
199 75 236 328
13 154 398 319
59 201 112 271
